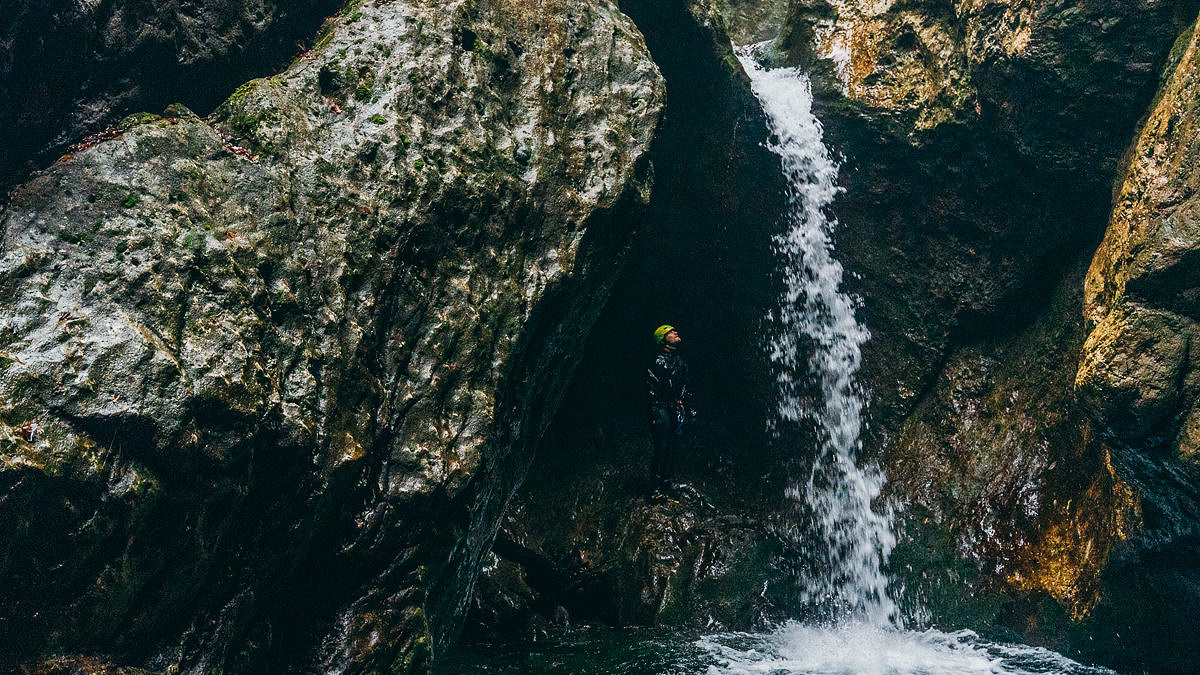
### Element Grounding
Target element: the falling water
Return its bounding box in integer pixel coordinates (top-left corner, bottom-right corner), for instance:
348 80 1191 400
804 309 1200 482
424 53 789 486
736 45 899 627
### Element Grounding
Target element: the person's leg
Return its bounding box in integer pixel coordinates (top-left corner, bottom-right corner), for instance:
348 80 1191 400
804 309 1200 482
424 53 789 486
663 420 682 489
650 413 669 493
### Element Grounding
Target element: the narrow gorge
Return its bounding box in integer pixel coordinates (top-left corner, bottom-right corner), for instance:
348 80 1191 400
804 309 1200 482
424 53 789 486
2 0 1199 673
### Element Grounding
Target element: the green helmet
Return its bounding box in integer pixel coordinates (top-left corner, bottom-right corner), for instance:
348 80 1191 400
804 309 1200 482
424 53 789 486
653 324 675 345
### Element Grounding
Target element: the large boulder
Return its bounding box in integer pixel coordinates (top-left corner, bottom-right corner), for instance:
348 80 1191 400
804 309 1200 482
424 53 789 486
0 0 663 672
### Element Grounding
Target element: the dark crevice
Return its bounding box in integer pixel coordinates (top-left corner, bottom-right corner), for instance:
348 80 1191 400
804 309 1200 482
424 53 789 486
1 0 348 200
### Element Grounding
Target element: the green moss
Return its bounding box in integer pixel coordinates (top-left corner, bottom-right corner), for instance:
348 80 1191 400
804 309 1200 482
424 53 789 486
116 112 163 133
122 194 138 208
369 114 388 124
227 81 260 104
181 231 207 256
413 159 425 170
163 103 193 119
315 29 336 51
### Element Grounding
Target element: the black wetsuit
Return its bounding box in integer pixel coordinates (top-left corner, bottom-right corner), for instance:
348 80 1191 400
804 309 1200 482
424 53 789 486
647 347 693 492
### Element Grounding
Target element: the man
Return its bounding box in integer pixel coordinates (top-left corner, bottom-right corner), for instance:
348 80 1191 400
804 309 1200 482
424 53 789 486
646 324 694 496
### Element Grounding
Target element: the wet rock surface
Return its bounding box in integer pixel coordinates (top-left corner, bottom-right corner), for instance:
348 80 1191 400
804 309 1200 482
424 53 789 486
796 0 1200 669
466 485 785 643
0 0 663 671
883 267 1142 645
799 0 1200 432
1080 19 1200 465
1066 16 1200 672
468 2 1200 671
478 0 1200 671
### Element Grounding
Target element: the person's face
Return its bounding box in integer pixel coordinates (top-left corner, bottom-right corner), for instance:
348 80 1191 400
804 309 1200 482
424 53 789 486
665 329 681 346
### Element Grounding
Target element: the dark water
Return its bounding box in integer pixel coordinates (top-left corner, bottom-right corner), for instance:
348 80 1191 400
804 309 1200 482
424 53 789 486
442 622 1119 674
441 626 702 674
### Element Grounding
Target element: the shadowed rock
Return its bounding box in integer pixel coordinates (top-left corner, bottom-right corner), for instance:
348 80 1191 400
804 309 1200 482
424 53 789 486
0 0 346 197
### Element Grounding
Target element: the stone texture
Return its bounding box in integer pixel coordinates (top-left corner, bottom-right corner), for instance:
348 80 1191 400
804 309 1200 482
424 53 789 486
719 0 793 44
1080 18 1200 462
472 4 1200 669
885 269 1139 626
777 0 1200 434
0 0 344 197
463 0 802 641
0 0 663 671
770 0 1200 670
467 487 784 641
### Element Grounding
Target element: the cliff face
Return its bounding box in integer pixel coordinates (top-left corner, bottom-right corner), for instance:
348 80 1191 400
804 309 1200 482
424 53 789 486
789 0 1200 427
7 0 1200 670
1063 19 1200 671
0 0 662 671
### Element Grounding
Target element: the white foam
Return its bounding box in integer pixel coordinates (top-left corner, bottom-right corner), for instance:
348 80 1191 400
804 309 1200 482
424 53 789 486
698 622 1118 675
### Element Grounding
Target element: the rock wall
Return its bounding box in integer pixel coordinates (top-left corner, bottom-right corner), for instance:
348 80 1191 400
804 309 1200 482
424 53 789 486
0 0 662 671
1079 20 1200 465
1067 17 1200 673
790 0 1200 429
474 0 1200 671
7 0 1200 670
791 0 1200 670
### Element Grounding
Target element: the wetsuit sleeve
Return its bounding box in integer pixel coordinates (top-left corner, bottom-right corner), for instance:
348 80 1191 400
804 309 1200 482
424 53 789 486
647 359 664 408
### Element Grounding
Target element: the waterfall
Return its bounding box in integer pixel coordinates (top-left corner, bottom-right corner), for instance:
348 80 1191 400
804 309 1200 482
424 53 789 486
736 45 899 627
